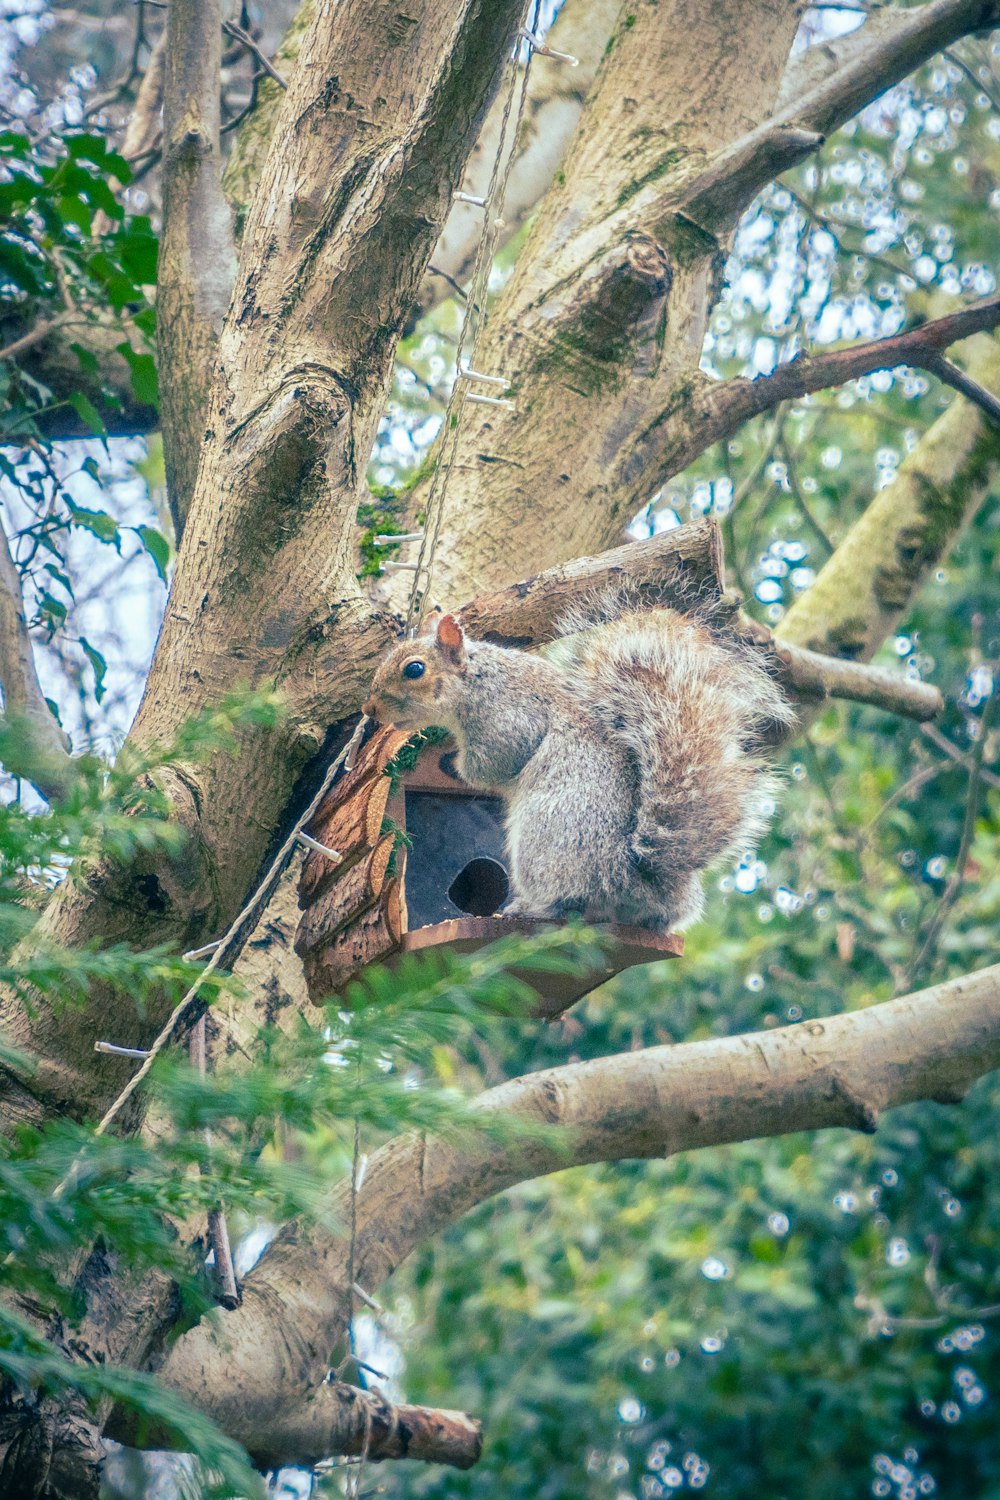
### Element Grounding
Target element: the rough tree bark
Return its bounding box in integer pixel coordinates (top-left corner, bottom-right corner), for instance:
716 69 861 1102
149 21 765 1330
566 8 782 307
3 0 1000 1489
0 0 529 1133
157 0 235 534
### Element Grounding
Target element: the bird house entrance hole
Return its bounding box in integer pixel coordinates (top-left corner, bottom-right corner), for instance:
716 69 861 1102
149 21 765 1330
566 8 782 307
402 785 510 928
295 724 683 1010
447 856 510 917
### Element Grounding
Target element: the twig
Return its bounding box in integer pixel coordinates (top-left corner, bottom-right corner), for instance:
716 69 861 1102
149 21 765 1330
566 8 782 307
83 0 150 120
220 72 264 135
920 721 1000 790
863 761 943 834
190 1016 241 1309
0 319 64 365
907 674 997 984
857 1292 1000 1333
778 430 834 555
921 349 1000 430
943 46 1000 118
427 263 468 302
221 20 288 89
784 183 913 288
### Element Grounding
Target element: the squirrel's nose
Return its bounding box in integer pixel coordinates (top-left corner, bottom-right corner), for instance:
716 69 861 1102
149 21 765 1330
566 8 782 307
362 697 378 720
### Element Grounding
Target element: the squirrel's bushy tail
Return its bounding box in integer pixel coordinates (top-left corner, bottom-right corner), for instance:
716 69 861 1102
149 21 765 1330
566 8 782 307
555 590 794 922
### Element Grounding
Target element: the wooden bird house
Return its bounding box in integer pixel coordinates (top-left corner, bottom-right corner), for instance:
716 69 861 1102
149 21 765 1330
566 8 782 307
294 723 682 1015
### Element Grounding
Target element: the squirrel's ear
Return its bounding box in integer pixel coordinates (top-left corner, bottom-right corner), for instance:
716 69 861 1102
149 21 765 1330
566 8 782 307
435 612 466 663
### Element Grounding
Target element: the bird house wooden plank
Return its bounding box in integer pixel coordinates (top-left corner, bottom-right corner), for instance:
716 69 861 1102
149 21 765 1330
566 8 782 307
300 875 406 999
397 915 683 1019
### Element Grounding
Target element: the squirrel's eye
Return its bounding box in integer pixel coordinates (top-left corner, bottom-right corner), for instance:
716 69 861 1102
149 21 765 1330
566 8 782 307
402 660 426 681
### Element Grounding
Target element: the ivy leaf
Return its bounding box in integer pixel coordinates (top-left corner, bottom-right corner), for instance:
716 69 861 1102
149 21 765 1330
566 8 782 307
136 525 170 583
80 637 107 703
67 502 120 550
42 563 73 597
116 342 158 408
117 218 158 286
36 593 67 634
68 392 106 439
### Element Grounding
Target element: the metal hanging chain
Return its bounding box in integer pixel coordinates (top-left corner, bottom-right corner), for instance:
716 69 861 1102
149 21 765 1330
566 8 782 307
404 0 544 634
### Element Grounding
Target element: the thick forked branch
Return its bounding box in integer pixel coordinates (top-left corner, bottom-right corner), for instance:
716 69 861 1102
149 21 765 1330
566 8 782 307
0 0 529 1134
705 293 1000 435
452 519 942 723
107 1380 482 1472
409 0 1000 608
158 0 235 533
614 294 1000 507
141 960 1000 1462
0 515 72 799
13 0 1000 445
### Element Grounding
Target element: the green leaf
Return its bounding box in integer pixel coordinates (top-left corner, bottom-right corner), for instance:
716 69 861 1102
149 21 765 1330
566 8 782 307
42 563 73 597
70 342 100 376
135 524 170 582
36 593 67 632
0 131 31 157
67 392 106 438
117 219 159 286
80 637 107 704
56 194 92 233
116 342 158 407
64 134 131 183
67 502 119 548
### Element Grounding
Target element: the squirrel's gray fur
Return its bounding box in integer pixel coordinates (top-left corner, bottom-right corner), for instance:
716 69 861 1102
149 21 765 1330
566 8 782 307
365 587 793 933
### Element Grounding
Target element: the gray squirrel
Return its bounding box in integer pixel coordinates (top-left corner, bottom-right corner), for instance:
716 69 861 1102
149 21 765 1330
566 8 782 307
364 593 794 932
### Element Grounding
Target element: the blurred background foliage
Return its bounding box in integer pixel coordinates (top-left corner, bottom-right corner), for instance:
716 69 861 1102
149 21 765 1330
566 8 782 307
0 3 998 1500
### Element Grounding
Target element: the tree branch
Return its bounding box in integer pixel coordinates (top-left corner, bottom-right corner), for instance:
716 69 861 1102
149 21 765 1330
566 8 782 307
921 348 1000 429
106 1379 483 1472
707 294 1000 431
158 0 236 533
778 0 1000 139
615 296 1000 504
449 520 942 724
779 334 1000 661
454 519 725 644
145 959 1000 1461
753 626 945 724
0 514 72 799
